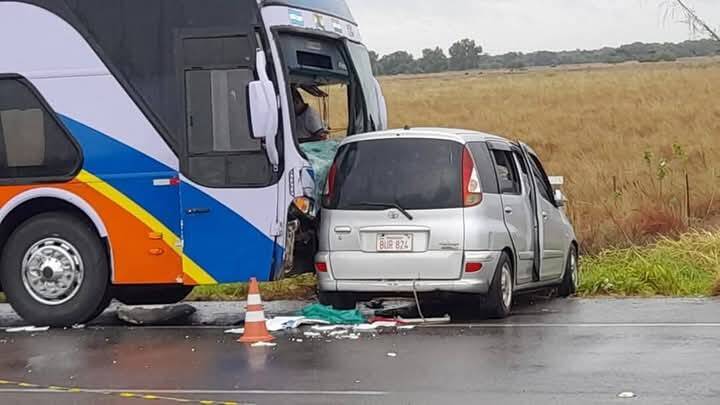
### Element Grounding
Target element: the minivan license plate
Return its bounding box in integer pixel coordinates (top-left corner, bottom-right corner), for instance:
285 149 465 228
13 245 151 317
377 234 413 252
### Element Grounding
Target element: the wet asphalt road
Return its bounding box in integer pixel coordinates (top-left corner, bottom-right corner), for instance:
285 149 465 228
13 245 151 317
1 298 720 404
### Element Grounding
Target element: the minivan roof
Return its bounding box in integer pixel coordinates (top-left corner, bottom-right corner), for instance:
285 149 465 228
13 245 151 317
341 127 513 146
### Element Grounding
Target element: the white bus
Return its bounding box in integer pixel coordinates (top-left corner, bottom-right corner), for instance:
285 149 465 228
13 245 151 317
0 0 386 326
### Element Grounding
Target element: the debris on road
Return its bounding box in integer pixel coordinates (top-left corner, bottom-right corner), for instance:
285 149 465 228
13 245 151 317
303 331 322 338
300 304 366 325
250 341 277 348
266 316 330 331
117 304 196 325
5 326 50 333
618 391 638 399
397 315 451 325
387 352 398 357
224 328 245 335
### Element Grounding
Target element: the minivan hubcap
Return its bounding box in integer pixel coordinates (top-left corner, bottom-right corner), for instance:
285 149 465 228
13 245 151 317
501 264 512 308
21 238 84 306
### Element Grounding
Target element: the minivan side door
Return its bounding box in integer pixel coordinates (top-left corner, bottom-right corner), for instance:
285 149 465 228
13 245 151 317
488 143 537 285
526 153 566 280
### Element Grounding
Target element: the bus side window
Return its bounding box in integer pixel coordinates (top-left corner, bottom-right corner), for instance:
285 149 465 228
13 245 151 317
0 77 81 182
182 35 274 188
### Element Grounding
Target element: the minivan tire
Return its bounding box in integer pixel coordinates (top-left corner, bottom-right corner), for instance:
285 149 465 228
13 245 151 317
0 213 110 327
558 245 579 298
486 252 513 319
319 291 357 310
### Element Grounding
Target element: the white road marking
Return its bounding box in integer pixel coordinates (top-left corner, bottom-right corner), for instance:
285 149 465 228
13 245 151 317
0 388 387 396
423 322 720 328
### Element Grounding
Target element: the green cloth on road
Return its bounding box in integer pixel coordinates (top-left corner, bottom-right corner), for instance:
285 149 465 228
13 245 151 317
299 304 366 325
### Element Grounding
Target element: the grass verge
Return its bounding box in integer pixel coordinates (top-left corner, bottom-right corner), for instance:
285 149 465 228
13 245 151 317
188 273 317 302
579 230 720 297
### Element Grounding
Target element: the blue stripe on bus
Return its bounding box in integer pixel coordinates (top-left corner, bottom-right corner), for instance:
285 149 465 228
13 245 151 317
60 116 182 236
59 115 283 283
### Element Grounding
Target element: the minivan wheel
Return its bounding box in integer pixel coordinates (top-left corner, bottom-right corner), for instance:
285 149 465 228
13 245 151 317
558 245 579 298
319 291 357 310
486 252 513 319
0 213 110 327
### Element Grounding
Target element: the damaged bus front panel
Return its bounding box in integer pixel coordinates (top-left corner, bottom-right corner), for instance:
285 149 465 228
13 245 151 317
260 0 388 277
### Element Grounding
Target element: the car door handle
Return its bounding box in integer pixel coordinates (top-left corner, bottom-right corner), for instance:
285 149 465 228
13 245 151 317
334 226 352 234
504 207 513 215
186 208 211 215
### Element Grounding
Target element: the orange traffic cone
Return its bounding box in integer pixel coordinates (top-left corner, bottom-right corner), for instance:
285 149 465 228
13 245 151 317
238 278 274 343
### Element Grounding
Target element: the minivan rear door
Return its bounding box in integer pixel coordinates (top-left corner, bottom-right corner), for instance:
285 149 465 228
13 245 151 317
518 142 543 281
324 137 465 280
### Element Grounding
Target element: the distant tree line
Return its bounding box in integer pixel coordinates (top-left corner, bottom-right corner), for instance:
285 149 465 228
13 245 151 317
369 38 720 76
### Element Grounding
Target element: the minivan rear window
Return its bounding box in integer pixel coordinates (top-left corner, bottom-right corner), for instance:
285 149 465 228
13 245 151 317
324 138 463 210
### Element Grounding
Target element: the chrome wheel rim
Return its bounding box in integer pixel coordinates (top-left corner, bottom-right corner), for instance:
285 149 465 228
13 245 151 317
21 238 84 306
501 264 513 309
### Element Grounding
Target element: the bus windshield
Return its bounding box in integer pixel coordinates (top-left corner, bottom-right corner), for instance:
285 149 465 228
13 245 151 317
278 33 385 144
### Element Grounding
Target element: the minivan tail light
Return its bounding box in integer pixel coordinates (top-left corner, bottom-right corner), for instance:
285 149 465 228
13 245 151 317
315 261 328 273
462 147 483 207
322 160 338 205
465 262 483 273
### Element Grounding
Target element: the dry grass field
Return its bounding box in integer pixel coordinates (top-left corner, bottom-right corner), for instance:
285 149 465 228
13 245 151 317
363 59 720 254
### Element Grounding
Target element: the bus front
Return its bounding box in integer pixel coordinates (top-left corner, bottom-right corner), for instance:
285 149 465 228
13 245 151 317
258 0 388 277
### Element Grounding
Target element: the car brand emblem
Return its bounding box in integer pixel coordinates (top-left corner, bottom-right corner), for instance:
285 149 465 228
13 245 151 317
388 210 400 220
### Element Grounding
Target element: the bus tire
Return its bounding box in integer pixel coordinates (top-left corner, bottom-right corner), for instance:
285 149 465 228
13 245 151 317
114 285 194 306
0 212 110 327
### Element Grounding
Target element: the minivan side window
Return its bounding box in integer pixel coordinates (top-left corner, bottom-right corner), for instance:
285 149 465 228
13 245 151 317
0 77 81 182
491 150 521 195
528 154 555 204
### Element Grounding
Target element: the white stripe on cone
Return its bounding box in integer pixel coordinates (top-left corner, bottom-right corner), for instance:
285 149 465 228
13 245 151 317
245 310 266 323
247 294 262 306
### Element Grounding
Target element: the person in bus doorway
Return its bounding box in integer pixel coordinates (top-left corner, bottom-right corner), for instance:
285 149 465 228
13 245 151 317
292 86 329 143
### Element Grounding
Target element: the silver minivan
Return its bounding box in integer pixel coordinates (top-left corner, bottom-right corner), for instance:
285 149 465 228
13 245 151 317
315 128 578 318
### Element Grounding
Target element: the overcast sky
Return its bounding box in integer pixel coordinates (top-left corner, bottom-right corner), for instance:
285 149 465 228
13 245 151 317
346 0 720 56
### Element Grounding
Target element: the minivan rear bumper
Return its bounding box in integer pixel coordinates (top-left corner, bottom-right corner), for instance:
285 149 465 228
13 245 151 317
316 251 501 295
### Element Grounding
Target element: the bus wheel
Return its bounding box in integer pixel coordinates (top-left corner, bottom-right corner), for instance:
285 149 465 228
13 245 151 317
114 285 194 306
0 213 110 327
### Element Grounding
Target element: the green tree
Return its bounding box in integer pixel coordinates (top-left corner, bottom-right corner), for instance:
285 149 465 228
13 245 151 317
368 50 381 75
378 51 415 76
448 38 483 71
418 47 449 73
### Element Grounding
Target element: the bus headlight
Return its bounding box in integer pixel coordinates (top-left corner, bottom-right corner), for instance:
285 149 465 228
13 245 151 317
293 196 314 216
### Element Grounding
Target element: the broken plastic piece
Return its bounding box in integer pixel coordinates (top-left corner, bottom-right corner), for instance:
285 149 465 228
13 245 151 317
397 315 451 325
5 326 50 333
250 342 277 348
224 328 245 335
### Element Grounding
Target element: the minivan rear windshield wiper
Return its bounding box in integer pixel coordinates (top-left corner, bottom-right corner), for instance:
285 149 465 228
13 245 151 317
349 202 414 220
